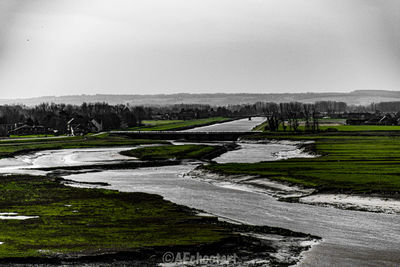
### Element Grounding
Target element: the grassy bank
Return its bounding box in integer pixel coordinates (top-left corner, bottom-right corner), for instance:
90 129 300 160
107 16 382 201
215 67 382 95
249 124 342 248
127 117 233 131
0 134 168 159
8 134 57 138
141 120 184 126
0 175 230 259
308 125 400 131
204 132 400 195
256 120 400 132
0 175 317 264
121 144 229 161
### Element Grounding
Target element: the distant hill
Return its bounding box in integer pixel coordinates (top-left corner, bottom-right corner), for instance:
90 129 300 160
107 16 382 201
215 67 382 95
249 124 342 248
1 90 399 106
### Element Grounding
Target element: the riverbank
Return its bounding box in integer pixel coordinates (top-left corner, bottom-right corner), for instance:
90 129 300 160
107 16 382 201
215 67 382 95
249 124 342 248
120 143 238 161
0 118 399 266
207 133 400 195
55 154 400 267
190 167 400 215
117 141 400 214
0 174 318 266
200 133 400 214
0 133 168 159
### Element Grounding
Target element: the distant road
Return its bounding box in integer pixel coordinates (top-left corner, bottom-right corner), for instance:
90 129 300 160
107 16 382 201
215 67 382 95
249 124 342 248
110 131 259 141
182 117 266 132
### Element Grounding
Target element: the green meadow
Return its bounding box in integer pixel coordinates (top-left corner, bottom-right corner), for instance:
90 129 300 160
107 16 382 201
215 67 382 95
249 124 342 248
255 120 400 132
8 134 57 138
204 132 400 195
0 175 230 258
308 125 400 131
127 117 232 131
0 134 232 260
141 119 184 126
0 134 168 158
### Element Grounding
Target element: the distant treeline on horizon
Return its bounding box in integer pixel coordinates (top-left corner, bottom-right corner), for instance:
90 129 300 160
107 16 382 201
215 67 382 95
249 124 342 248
0 100 400 134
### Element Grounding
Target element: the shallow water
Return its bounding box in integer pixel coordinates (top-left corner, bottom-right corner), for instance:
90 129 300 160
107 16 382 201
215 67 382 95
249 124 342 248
0 141 305 174
0 128 399 266
0 212 38 220
0 147 136 175
63 165 400 267
214 141 314 163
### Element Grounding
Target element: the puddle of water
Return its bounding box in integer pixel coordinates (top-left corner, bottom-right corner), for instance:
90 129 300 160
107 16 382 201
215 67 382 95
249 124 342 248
0 212 38 220
0 215 38 220
214 141 314 163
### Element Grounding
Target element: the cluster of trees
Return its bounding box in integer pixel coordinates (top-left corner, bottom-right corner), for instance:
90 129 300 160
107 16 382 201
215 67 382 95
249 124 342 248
0 100 350 135
262 102 320 132
150 104 232 119
314 101 347 113
132 103 267 119
344 102 400 113
369 102 400 113
0 103 145 134
5 99 400 135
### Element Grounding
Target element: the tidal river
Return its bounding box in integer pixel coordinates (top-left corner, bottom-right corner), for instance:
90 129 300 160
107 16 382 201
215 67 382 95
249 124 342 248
0 118 399 266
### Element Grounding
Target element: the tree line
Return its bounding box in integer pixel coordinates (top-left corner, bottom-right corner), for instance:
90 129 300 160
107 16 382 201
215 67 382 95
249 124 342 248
5 99 400 135
0 101 348 134
261 102 320 132
0 103 145 134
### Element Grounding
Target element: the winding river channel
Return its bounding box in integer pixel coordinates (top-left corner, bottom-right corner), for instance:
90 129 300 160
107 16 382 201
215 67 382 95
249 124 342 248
0 118 399 266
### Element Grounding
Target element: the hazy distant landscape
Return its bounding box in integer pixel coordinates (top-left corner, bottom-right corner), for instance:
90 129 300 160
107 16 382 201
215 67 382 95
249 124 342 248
2 90 400 106
0 0 399 266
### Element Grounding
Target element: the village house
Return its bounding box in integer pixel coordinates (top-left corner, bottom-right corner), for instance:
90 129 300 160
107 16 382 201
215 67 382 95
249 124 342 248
8 124 54 136
345 113 374 125
67 118 103 136
346 112 400 126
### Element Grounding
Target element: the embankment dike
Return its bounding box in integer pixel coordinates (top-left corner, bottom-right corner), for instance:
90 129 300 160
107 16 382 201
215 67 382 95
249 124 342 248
110 131 259 141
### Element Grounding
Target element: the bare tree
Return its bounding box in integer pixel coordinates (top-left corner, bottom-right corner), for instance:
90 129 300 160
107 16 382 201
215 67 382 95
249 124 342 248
281 102 303 132
311 104 319 132
303 104 313 132
264 103 281 131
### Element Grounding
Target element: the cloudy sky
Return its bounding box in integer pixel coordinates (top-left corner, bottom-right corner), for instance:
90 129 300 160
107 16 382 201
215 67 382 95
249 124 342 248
0 0 399 98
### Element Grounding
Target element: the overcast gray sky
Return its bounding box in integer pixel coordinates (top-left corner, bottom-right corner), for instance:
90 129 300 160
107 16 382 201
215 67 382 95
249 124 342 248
0 0 399 98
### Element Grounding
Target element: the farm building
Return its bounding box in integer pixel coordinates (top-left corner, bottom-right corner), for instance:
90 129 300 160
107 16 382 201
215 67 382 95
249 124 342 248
8 125 54 136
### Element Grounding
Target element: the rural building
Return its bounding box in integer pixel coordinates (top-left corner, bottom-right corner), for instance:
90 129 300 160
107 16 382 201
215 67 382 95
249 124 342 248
67 118 103 136
346 112 400 126
8 125 54 136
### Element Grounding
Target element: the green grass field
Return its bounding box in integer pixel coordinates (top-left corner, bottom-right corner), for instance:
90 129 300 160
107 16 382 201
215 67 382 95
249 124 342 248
0 134 168 159
141 120 184 126
0 175 230 258
204 133 400 194
0 131 313 262
121 144 221 160
314 125 400 131
257 120 400 132
128 117 232 131
8 134 56 138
